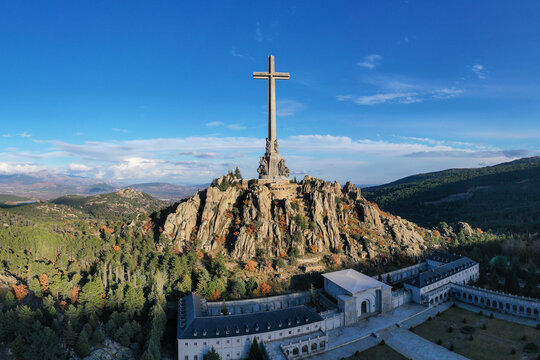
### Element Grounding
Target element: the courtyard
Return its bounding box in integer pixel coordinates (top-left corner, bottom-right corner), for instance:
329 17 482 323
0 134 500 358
344 343 407 360
412 306 540 360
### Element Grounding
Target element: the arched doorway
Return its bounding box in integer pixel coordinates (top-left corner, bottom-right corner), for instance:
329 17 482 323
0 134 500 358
361 300 368 314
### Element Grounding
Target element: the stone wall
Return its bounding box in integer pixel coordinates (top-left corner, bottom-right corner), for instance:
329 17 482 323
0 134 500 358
278 331 328 359
372 262 428 285
391 288 412 308
451 283 540 320
205 290 314 316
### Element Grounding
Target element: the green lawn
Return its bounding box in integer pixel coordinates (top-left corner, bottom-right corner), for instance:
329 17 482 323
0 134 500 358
345 344 407 360
413 307 540 360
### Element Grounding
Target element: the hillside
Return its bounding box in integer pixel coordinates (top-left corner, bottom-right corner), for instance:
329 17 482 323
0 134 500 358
51 188 166 221
363 157 540 234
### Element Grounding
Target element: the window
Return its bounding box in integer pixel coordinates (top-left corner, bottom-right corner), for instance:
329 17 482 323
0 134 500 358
185 343 188 347
279 332 282 336
185 356 188 360
236 339 240 343
289 331 292 335
226 340 230 344
217 341 220 344
203 342 207 346
194 342 197 346
194 356 198 360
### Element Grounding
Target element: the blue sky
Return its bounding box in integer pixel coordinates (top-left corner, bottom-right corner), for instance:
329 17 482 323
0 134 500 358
1 1 539 185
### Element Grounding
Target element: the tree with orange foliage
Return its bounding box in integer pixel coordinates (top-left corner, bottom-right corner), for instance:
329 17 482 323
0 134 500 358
309 245 319 253
39 273 49 292
244 260 257 272
70 285 80 303
12 283 28 302
432 230 441 237
330 254 340 266
258 282 271 295
210 289 221 301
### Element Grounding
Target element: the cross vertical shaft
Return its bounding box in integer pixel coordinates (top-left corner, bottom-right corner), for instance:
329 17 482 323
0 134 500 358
268 55 276 144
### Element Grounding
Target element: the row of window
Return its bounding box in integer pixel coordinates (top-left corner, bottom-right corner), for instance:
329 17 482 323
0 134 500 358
181 324 321 349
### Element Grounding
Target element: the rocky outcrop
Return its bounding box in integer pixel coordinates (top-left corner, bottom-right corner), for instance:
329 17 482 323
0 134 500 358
78 339 135 360
161 175 470 261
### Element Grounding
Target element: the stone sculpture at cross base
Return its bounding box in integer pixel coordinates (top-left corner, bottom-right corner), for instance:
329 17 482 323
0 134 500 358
253 55 290 180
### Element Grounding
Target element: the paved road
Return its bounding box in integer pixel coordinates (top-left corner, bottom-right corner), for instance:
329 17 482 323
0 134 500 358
385 329 469 360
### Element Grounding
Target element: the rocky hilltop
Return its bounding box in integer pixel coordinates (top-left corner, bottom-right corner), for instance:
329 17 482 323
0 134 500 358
162 175 472 261
52 188 166 221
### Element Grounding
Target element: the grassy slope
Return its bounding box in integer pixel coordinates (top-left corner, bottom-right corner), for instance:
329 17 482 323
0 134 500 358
363 157 540 233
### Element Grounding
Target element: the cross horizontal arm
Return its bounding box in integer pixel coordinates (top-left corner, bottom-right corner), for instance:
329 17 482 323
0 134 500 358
273 72 290 80
253 72 270 79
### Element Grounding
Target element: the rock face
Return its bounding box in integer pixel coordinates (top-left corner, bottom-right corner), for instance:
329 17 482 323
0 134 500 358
162 175 440 260
79 339 135 360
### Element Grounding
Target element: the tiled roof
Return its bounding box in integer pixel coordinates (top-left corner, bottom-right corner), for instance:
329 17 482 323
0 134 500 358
177 295 323 339
407 257 477 288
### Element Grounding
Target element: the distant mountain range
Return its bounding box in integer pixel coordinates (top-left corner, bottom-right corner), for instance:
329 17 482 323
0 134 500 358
0 171 205 201
363 156 540 234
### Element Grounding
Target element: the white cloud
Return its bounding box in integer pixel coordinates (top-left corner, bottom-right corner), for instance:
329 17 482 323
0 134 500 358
0 162 44 174
230 47 243 57
357 54 383 70
7 132 533 184
18 132 32 138
206 121 245 130
277 99 306 117
68 163 92 172
472 64 487 79
112 128 129 133
206 121 225 127
255 22 263 42
226 124 246 130
337 73 464 105
338 92 420 105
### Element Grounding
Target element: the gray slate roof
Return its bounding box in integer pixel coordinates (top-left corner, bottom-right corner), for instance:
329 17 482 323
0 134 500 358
177 294 323 340
407 256 477 288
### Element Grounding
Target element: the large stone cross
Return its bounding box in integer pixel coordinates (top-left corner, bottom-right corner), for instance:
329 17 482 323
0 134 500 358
253 55 290 150
253 55 290 180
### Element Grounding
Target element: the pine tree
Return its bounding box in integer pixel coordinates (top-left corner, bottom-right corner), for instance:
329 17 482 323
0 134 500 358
4 291 15 308
79 278 105 315
75 332 91 357
124 284 145 317
64 321 77 348
248 338 263 360
234 167 242 179
204 347 221 360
